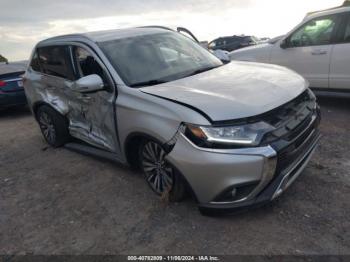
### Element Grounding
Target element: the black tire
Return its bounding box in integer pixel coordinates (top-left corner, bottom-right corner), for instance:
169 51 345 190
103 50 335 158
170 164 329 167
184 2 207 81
139 140 187 202
36 105 70 147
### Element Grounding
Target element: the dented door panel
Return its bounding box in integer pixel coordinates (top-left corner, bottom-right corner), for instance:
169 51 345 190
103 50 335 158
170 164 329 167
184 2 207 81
68 90 118 152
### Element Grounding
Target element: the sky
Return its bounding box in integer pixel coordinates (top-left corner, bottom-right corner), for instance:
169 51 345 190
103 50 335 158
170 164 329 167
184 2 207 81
0 0 345 61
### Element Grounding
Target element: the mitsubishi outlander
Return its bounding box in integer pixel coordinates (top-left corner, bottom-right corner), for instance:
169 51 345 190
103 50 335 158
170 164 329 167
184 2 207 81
24 27 321 213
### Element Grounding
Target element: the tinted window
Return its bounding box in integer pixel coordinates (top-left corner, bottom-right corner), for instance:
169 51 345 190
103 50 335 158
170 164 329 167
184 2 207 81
73 46 106 82
38 46 75 80
30 51 41 72
289 16 337 47
227 37 240 44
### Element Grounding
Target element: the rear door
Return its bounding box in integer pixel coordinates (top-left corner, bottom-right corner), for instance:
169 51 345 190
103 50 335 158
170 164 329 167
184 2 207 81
37 45 119 153
37 45 77 115
270 14 340 88
329 12 350 90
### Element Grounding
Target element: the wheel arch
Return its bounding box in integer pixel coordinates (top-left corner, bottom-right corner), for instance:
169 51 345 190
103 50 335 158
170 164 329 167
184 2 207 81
124 132 165 169
124 131 198 202
32 101 67 120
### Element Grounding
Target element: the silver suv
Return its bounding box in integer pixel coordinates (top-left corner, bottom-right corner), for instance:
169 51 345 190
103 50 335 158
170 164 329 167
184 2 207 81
24 27 321 213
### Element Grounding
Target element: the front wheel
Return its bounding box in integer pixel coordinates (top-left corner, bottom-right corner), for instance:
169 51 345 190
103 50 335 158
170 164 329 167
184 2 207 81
139 140 186 202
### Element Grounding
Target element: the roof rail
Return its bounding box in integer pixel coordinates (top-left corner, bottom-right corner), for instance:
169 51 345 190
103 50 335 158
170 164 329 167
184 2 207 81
138 25 174 31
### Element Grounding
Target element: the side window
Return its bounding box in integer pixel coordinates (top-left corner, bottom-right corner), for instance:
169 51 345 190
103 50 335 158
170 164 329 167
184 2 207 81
38 46 75 80
227 37 237 44
342 16 350 42
289 16 337 47
73 46 107 83
30 51 41 72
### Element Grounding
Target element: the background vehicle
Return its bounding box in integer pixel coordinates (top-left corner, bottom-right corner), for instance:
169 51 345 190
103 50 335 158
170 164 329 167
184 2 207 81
24 27 320 213
0 62 27 109
209 35 259 52
176 27 231 63
229 6 350 91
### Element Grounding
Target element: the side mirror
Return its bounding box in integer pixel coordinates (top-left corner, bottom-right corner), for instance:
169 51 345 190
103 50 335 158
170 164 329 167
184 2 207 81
280 39 288 49
212 49 231 64
72 74 104 93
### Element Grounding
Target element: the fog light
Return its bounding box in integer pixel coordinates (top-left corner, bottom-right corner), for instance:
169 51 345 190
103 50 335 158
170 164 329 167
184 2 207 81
213 182 259 203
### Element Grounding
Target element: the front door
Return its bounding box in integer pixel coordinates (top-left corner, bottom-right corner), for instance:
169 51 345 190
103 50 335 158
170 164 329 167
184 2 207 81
270 14 340 88
67 45 119 153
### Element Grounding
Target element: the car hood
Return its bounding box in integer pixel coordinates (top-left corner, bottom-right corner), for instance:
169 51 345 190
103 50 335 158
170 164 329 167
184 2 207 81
141 61 307 122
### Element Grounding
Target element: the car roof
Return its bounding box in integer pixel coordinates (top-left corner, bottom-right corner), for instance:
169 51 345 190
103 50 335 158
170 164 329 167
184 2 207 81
37 27 172 46
305 6 350 20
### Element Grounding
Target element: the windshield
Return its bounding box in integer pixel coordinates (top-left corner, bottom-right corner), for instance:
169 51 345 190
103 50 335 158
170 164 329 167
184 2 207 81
99 31 223 87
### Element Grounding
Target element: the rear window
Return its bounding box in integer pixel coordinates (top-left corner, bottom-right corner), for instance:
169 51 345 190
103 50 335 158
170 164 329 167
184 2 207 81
37 46 75 80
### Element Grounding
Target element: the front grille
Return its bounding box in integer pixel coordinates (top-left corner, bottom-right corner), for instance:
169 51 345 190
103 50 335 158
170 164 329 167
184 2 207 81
260 89 321 175
262 90 313 126
275 127 319 174
262 90 317 145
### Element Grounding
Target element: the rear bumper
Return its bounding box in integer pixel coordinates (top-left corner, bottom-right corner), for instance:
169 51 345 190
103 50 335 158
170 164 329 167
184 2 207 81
0 90 27 107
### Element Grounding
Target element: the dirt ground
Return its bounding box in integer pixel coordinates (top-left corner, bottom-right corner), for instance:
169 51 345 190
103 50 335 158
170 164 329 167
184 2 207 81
0 94 349 255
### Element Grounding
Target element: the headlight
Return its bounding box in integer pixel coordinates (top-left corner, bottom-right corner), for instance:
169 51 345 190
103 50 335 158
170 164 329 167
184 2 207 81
183 122 275 148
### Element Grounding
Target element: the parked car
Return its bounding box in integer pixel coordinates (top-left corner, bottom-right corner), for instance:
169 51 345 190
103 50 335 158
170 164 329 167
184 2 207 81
176 27 230 63
24 27 321 213
229 6 350 92
0 62 27 109
209 35 259 52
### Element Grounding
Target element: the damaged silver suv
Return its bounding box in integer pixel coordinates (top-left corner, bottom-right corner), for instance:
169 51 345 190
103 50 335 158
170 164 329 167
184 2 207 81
24 27 321 213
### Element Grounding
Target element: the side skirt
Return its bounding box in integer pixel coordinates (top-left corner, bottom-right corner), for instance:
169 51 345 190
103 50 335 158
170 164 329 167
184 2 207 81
65 142 127 165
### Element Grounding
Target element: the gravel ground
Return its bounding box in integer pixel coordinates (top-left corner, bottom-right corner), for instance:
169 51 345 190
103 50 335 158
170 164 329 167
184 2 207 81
0 94 349 255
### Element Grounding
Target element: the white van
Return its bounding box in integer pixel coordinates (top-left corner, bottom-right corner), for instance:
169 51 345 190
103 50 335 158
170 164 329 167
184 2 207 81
230 6 350 92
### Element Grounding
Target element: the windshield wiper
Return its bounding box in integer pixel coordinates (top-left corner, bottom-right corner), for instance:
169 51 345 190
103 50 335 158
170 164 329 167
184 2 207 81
130 79 168 87
186 65 221 77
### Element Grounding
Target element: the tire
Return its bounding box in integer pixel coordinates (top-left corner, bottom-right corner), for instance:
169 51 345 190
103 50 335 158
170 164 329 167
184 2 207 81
139 140 187 202
36 105 70 147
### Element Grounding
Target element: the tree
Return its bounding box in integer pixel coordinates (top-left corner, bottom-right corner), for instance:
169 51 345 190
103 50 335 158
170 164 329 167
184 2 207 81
343 0 350 6
0 54 8 63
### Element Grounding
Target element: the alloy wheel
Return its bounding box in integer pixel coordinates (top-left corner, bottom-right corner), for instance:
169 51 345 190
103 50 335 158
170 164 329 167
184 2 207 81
38 111 56 144
141 141 174 194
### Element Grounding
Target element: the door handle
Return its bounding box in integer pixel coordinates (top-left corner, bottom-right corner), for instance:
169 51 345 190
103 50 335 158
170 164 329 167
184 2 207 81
311 50 327 55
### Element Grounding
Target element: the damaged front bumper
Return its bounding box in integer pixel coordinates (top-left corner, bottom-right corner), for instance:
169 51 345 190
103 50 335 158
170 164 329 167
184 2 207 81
165 114 321 212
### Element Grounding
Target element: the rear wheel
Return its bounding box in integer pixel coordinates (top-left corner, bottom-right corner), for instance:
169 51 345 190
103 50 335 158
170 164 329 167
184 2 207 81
139 140 186 202
37 105 70 147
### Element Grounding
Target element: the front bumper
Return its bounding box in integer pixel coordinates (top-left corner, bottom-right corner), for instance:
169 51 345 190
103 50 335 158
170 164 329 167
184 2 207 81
166 111 321 212
199 130 320 212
